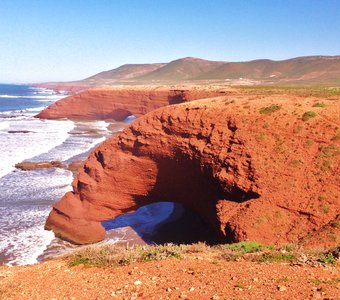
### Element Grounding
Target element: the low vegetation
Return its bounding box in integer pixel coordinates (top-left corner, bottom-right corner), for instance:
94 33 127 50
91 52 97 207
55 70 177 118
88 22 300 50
259 104 281 114
69 244 183 267
318 144 340 158
313 102 326 108
68 241 339 268
237 85 340 97
302 111 317 121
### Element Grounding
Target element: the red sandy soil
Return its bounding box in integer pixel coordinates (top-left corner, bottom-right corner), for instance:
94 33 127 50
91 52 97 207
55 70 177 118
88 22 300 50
0 257 339 299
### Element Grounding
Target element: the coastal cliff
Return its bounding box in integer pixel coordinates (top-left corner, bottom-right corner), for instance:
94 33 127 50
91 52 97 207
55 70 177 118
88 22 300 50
45 91 340 247
36 86 227 121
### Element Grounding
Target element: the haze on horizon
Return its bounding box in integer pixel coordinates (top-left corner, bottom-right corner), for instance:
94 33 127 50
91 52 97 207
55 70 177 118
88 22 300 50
0 0 340 83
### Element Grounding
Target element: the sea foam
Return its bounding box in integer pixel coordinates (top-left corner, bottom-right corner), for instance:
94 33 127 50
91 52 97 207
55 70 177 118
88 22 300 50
0 118 75 179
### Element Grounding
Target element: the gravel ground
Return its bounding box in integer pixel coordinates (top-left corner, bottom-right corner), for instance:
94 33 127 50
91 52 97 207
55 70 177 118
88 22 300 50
0 257 339 299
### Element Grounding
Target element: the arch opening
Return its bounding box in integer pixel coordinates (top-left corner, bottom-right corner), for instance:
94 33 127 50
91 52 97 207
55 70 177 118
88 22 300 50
101 202 220 245
124 115 137 123
108 108 133 121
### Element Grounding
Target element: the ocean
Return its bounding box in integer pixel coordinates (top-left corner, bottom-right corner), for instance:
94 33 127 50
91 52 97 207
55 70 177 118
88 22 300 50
0 84 177 266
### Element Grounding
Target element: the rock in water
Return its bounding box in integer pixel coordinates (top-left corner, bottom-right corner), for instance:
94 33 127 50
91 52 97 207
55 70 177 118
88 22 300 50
15 161 65 171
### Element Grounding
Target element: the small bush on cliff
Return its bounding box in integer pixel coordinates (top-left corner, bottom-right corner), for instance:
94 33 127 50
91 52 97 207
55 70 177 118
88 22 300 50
68 244 184 267
302 111 317 121
68 242 338 268
318 253 337 264
313 102 326 108
221 241 265 253
259 104 281 114
319 144 340 158
139 245 182 261
256 252 295 263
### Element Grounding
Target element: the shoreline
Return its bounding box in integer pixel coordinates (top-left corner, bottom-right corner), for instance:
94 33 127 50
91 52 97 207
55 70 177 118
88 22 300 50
2 115 211 266
0 115 124 266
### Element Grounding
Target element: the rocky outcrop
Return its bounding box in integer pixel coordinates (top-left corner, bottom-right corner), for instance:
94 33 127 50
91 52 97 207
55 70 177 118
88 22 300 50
15 161 65 171
45 93 340 247
37 86 227 121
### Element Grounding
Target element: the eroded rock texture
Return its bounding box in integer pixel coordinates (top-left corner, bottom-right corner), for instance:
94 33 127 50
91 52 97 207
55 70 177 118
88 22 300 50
45 95 340 247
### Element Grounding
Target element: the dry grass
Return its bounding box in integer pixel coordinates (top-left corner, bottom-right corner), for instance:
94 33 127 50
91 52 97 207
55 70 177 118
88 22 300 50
67 242 339 268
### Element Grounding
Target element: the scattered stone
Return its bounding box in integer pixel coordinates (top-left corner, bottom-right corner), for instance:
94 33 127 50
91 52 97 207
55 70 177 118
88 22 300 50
278 285 287 292
134 280 142 286
8 130 33 134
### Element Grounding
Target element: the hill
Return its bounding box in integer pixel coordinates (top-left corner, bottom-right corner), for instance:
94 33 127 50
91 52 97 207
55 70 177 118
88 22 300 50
83 63 166 84
36 55 340 91
135 57 225 81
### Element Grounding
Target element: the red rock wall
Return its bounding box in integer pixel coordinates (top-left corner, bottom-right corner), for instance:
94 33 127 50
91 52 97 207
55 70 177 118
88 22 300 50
45 95 340 247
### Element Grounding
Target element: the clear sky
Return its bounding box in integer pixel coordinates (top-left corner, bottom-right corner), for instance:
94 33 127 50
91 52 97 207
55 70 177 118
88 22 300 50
1 0 340 83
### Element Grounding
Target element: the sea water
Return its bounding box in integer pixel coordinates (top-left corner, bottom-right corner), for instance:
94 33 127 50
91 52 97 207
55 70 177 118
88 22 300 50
0 84 113 265
0 84 176 266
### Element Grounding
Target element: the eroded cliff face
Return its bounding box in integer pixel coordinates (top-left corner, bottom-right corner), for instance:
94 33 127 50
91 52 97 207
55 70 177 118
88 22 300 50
36 86 226 121
45 93 340 247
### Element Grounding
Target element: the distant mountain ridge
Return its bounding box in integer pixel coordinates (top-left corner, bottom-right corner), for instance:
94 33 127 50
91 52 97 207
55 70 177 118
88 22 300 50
38 55 340 90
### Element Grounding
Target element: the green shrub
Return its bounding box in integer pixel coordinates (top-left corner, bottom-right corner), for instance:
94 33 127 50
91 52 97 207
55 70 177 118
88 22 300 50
139 245 183 261
302 111 317 121
223 241 265 253
68 244 183 267
319 144 340 158
259 104 281 114
257 253 295 263
318 253 336 264
313 102 326 108
69 256 91 267
291 159 303 167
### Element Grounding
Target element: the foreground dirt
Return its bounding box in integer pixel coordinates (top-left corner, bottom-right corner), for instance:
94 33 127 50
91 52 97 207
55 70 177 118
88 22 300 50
0 258 339 300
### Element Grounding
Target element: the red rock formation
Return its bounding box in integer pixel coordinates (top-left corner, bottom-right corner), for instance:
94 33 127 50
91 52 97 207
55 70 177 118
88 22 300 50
37 86 226 121
45 94 340 247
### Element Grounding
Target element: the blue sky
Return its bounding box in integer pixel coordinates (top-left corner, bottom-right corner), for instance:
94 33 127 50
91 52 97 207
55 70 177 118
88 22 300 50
0 0 340 83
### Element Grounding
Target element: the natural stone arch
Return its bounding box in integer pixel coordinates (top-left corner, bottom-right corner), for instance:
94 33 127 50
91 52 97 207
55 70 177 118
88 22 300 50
45 100 260 244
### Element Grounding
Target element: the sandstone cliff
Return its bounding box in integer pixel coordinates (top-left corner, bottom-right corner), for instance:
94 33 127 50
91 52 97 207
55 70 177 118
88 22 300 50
45 92 340 247
36 86 227 121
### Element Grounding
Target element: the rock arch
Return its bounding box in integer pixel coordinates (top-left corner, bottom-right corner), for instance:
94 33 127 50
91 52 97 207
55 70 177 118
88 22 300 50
45 99 260 244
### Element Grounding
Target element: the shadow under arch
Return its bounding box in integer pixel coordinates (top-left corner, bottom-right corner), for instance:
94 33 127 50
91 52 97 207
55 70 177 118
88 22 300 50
101 202 220 245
